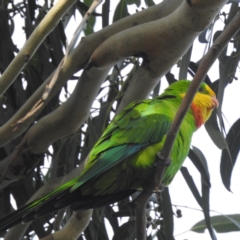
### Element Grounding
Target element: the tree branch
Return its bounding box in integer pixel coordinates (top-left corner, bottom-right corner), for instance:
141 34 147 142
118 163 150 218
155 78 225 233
0 0 180 147
134 5 240 240
116 0 228 114
40 210 92 240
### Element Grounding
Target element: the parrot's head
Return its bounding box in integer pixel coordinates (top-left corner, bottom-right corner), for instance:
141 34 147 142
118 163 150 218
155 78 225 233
163 80 219 128
190 81 219 127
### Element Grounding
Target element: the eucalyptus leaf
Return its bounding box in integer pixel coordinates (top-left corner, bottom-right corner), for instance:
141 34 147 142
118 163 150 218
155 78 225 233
198 27 210 43
201 178 217 240
205 109 227 149
179 44 193 80
221 118 240 191
113 0 129 22
144 0 156 6
127 0 141 7
112 220 136 240
188 146 211 187
83 0 96 35
191 214 240 233
162 188 174 240
180 167 202 208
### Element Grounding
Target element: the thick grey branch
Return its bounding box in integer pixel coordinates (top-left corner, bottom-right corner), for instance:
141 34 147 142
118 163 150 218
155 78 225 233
116 0 228 114
0 0 180 147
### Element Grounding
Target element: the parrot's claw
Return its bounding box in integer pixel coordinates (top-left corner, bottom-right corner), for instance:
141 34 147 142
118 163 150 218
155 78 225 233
144 183 165 193
153 183 165 193
155 152 172 166
156 183 165 193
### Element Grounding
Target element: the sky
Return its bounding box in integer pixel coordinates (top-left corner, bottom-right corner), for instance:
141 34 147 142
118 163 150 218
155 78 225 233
9 0 240 240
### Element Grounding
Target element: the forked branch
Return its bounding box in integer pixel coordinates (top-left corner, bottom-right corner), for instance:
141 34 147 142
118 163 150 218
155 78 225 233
134 9 240 240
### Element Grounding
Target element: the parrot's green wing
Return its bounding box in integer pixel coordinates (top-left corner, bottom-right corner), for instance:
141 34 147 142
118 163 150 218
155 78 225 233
71 100 172 192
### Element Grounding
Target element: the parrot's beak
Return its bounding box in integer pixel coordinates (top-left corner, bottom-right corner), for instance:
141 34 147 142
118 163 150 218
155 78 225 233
211 97 219 108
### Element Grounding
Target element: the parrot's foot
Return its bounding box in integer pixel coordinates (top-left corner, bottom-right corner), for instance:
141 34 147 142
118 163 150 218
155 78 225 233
152 183 165 193
144 183 165 193
154 152 172 167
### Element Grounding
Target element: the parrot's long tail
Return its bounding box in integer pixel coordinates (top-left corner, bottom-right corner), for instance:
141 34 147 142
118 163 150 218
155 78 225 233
0 179 78 232
0 184 136 232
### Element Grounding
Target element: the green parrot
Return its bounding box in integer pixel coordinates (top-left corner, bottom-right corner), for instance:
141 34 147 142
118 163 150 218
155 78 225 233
0 80 218 231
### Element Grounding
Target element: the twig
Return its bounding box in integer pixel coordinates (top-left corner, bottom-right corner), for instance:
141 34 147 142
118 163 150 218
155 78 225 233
53 209 66 231
11 54 66 132
134 9 240 240
68 0 103 52
40 210 92 240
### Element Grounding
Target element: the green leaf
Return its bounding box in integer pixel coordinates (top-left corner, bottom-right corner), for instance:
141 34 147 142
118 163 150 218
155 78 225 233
102 0 110 27
191 214 240 233
104 206 119 233
152 81 161 99
221 118 240 191
156 230 167 240
83 0 96 35
162 188 174 240
126 0 141 7
92 209 110 240
198 27 210 43
201 177 217 240
113 0 129 22
188 146 210 187
0 8 19 53
179 44 193 80
218 50 240 108
205 109 227 149
112 220 136 240
144 0 156 7
180 166 202 208
112 205 135 217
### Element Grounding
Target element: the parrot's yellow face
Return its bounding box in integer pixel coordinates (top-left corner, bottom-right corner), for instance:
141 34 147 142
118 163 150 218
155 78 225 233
180 83 219 128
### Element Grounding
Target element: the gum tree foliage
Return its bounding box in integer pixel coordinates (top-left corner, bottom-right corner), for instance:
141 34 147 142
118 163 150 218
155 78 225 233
0 0 240 239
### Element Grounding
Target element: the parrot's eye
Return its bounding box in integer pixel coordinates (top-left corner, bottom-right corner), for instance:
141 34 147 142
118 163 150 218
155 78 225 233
198 87 204 93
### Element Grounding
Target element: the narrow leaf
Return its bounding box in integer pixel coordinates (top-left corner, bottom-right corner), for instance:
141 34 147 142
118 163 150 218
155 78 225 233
83 0 96 35
201 178 217 240
188 146 211 187
104 206 119 233
112 220 136 240
205 109 227 149
198 27 210 43
180 167 202 208
162 188 174 240
156 230 167 240
179 44 193 80
126 0 141 7
191 214 240 233
144 0 156 7
220 118 240 191
113 0 129 22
